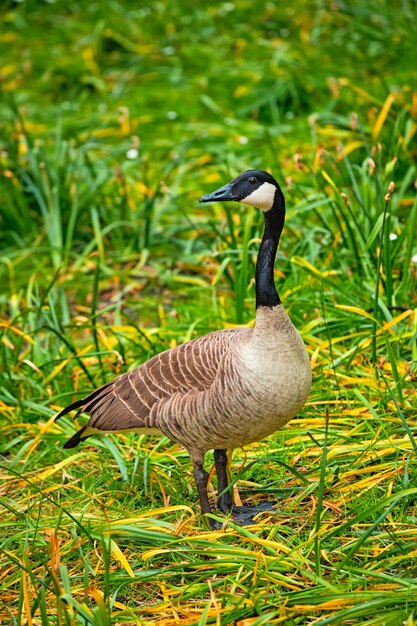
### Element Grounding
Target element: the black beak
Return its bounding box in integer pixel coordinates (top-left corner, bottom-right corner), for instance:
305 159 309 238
199 182 236 203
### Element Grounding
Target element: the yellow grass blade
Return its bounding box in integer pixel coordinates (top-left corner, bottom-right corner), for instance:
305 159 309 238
372 92 395 139
108 505 196 524
321 169 338 192
335 304 376 321
109 539 135 577
380 309 414 333
342 140 364 156
21 570 33 626
291 255 337 278
45 344 93 383
0 321 35 344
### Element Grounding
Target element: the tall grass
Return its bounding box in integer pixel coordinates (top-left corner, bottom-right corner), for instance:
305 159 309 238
1 0 416 624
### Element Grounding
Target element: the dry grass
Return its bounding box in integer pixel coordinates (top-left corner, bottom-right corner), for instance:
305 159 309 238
1 1 417 624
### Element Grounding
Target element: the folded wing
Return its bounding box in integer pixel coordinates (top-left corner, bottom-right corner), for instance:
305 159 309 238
56 327 247 447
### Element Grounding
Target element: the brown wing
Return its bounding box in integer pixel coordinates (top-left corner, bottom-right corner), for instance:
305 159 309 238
57 327 247 446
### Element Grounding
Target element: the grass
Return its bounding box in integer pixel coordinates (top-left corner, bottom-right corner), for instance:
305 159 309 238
0 0 417 624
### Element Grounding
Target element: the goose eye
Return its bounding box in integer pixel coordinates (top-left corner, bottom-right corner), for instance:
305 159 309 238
248 176 257 184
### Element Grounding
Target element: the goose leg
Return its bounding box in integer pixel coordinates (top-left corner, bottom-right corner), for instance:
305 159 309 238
194 465 211 515
214 450 273 524
191 453 211 516
214 449 233 513
191 451 273 528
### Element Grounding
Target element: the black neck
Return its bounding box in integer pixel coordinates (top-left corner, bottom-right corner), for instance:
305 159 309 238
255 190 285 308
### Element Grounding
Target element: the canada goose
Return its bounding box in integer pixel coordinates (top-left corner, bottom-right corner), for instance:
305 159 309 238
56 170 312 525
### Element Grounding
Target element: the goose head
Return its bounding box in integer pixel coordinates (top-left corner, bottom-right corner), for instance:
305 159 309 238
199 170 283 212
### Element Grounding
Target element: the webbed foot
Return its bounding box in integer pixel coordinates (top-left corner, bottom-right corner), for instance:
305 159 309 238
231 501 276 525
206 501 276 529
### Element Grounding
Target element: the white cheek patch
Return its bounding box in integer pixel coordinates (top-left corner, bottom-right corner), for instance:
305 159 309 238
241 182 276 211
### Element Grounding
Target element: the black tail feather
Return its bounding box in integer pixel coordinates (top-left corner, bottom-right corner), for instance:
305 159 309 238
55 398 86 421
55 380 113 421
63 425 89 449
